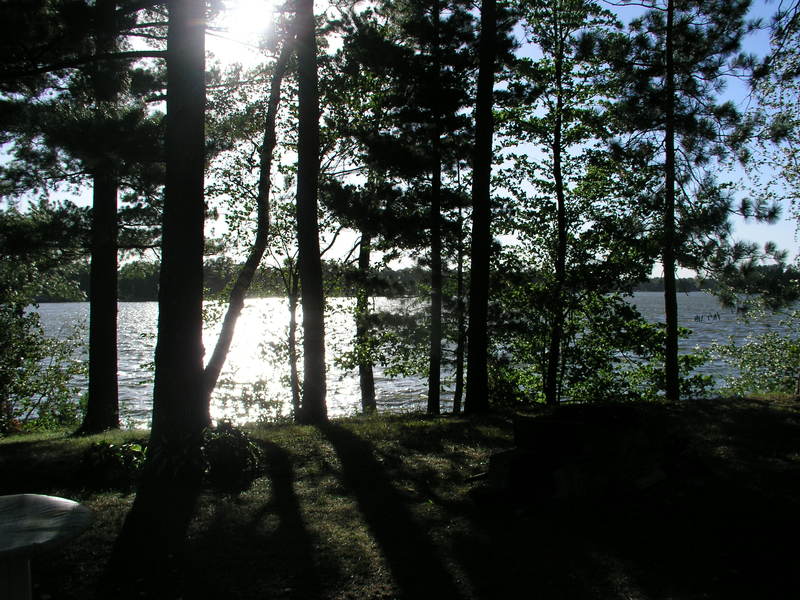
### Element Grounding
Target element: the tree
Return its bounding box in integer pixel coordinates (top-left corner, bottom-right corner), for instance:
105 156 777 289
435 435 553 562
335 1 478 414
0 202 88 434
82 0 122 434
355 230 378 412
611 0 754 400
149 0 207 441
295 0 327 424
320 15 424 413
103 1 206 593
742 1 800 228
497 0 626 406
464 0 497 414
0 0 167 434
202 26 296 400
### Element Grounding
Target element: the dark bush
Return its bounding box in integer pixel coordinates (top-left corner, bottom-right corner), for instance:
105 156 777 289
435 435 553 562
80 441 146 490
202 421 262 494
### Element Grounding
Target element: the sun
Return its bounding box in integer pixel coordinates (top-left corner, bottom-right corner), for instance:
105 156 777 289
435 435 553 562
208 0 275 64
224 0 274 44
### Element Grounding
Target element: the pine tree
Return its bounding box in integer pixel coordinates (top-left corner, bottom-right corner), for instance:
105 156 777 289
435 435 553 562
295 0 327 424
611 0 754 401
335 1 477 414
102 2 206 593
83 0 122 434
150 0 207 441
464 0 498 414
0 0 166 433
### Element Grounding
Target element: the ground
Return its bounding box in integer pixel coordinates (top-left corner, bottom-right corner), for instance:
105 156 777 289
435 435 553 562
1 396 798 599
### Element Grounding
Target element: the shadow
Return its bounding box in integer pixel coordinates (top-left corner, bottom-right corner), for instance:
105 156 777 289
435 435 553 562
181 441 326 599
320 422 465 600
98 477 202 599
0 433 149 496
449 501 626 599
0 438 88 495
584 398 800 599
452 399 800 599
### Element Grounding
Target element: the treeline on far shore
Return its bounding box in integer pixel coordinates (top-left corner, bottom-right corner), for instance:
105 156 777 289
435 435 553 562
36 259 432 302
634 277 716 293
36 258 717 303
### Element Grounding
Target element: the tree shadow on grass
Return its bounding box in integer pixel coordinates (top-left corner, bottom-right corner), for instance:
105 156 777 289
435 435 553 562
453 399 800 599
0 438 91 495
582 398 800 599
320 422 465 600
98 479 202 599
182 441 326 600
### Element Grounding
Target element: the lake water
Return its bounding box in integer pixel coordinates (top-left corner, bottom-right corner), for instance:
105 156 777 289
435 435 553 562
34 292 784 426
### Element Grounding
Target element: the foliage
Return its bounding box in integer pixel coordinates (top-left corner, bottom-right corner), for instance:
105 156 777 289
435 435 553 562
708 309 800 395
0 304 85 434
0 206 87 435
201 421 262 494
80 440 146 490
78 423 262 494
487 268 714 408
741 0 800 229
99 421 262 494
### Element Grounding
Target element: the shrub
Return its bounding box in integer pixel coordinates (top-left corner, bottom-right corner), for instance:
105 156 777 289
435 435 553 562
202 421 262 494
81 441 147 490
709 310 800 395
0 304 85 435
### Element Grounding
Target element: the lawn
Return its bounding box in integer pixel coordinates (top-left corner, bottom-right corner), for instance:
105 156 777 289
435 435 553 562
1 397 799 599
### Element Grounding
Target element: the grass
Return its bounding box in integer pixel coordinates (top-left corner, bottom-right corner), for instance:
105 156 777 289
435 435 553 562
1 397 799 599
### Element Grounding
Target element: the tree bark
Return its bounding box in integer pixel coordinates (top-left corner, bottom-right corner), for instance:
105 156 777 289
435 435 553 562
453 207 466 414
465 0 497 415
295 0 327 424
102 2 206 594
84 170 120 431
356 232 377 413
150 0 207 442
663 0 680 402
428 0 443 416
80 0 120 434
288 283 301 416
202 36 294 403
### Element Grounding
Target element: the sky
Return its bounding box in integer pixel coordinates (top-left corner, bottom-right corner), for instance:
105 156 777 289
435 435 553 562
718 1 798 262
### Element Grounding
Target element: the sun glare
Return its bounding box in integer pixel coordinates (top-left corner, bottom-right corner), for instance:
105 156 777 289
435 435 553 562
209 0 275 64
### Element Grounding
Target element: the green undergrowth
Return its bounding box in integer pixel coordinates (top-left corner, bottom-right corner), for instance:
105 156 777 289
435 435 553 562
1 400 799 599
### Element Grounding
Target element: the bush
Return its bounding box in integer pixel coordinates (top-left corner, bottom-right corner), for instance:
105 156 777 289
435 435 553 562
81 441 147 490
202 421 262 494
78 424 263 494
0 304 85 435
709 310 800 395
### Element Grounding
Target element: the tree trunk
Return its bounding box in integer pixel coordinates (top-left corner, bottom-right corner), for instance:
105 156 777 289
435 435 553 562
544 34 566 408
295 0 327 424
428 0 443 416
465 0 496 415
429 165 443 415
83 170 120 431
453 207 466 414
203 36 294 402
150 0 207 442
663 0 680 402
102 1 206 593
79 0 119 434
288 284 301 417
356 232 377 413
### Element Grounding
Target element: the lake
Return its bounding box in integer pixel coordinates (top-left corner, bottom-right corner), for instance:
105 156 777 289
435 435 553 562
34 292 784 427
